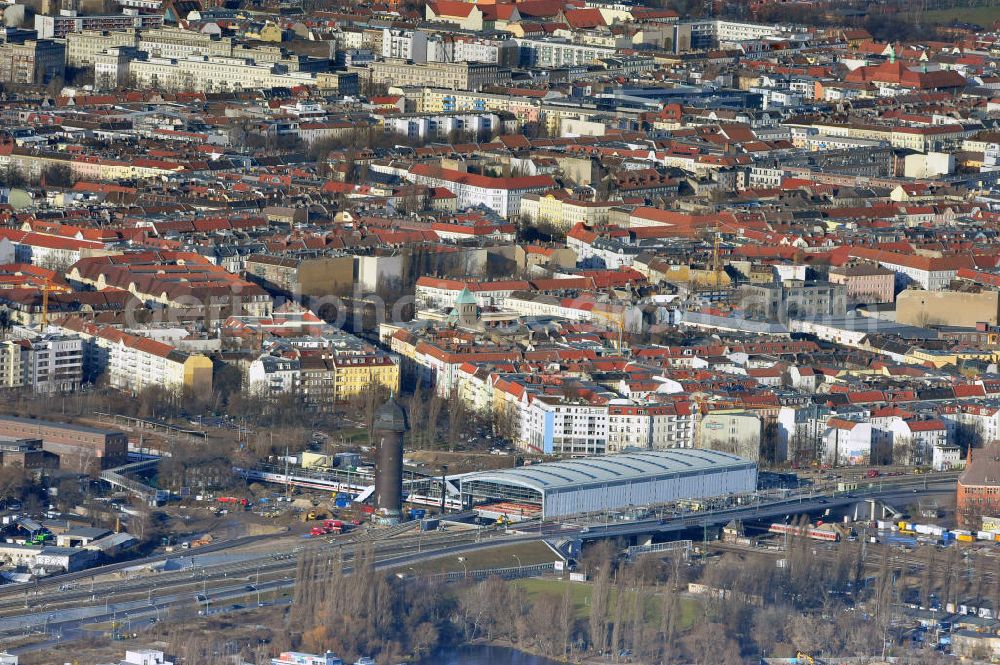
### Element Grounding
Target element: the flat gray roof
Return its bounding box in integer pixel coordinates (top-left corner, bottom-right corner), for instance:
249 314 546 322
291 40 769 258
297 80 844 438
796 315 936 339
0 415 121 437
461 449 754 494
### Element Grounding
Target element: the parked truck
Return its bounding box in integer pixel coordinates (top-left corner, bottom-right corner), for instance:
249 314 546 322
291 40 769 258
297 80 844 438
310 519 346 537
217 497 250 509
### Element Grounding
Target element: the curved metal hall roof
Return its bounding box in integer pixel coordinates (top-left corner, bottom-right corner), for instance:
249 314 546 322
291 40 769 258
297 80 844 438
461 449 754 493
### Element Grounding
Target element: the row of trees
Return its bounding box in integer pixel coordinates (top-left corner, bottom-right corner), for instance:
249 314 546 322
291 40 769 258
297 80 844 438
289 546 449 662
159 527 998 665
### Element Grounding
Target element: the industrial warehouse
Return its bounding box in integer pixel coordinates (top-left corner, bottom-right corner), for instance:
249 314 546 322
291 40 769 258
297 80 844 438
459 449 758 520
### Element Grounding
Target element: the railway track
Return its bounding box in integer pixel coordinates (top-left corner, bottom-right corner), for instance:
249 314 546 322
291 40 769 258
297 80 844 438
0 526 499 621
0 526 534 643
710 538 998 586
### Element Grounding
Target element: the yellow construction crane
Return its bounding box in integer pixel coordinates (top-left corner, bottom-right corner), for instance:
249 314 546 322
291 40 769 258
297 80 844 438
613 306 626 351
712 227 724 287
41 276 51 328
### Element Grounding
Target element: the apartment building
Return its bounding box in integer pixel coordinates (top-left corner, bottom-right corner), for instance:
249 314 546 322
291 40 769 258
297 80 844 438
821 419 874 466
942 404 1000 448
124 54 318 92
297 357 335 409
414 278 530 309
382 28 428 63
709 19 779 42
739 281 847 324
697 411 763 461
65 29 138 69
18 334 83 394
94 46 139 88
0 39 64 85
66 27 288 68
34 10 162 39
788 120 968 153
58 320 213 397
138 27 235 59
247 350 399 406
523 396 608 455
670 19 778 51
247 355 300 396
383 112 500 140
607 402 696 452
0 340 22 389
514 38 615 68
0 229 108 271
448 38 515 65
418 35 519 66
368 60 509 92
504 292 600 322
315 72 360 96
848 248 972 291
330 354 400 401
408 164 554 218
828 263 895 304
0 146 182 184
104 333 212 396
244 254 354 299
406 87 542 123
388 330 522 395
520 193 614 230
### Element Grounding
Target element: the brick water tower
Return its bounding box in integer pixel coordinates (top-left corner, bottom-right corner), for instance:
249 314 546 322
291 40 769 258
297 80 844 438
373 396 409 525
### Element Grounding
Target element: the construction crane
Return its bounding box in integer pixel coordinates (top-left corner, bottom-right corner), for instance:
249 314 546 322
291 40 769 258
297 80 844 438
712 230 722 287
700 225 725 289
602 300 628 351
40 276 51 328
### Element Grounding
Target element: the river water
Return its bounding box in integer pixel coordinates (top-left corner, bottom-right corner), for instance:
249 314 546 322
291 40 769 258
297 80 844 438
422 645 563 664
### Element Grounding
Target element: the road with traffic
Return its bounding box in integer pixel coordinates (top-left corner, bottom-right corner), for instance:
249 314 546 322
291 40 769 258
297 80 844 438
0 472 960 653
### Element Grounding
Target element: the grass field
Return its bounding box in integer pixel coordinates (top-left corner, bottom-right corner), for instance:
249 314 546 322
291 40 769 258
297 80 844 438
402 540 560 575
513 578 702 627
921 6 1000 25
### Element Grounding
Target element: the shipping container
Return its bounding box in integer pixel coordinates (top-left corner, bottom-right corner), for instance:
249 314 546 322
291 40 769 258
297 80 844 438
420 518 439 531
957 534 974 543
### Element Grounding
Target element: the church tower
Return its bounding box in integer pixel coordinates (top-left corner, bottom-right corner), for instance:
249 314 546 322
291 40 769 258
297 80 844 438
454 287 479 327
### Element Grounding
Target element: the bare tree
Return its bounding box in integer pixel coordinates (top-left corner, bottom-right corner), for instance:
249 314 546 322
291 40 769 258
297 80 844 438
589 562 611 653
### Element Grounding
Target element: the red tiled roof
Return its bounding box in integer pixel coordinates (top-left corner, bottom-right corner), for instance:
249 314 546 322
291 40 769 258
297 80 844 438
410 164 555 190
